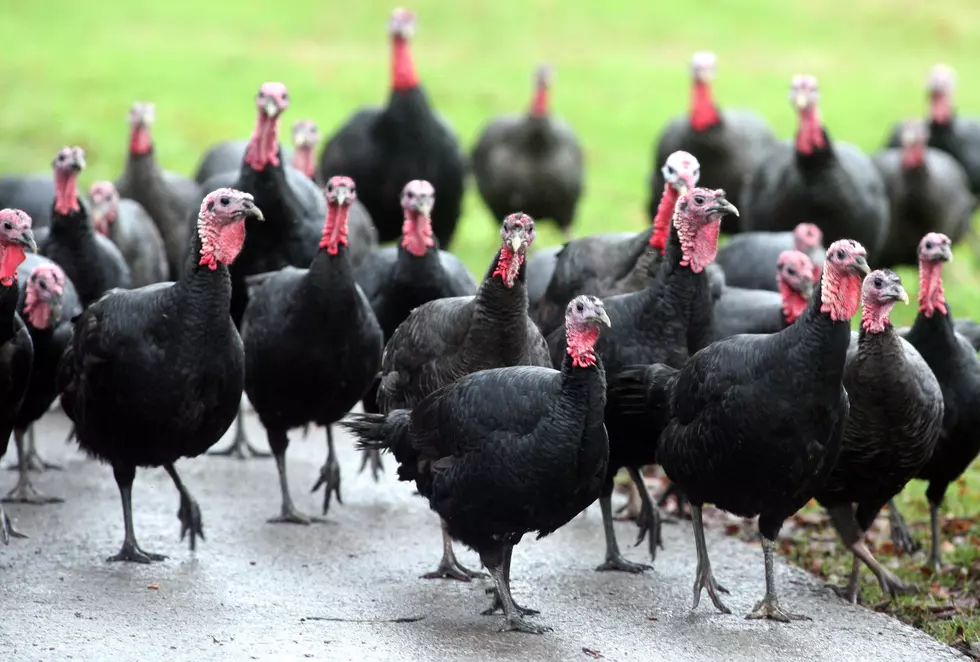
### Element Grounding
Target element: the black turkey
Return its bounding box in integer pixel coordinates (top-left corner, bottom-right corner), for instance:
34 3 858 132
318 9 466 247
89 181 168 287
715 222 824 292
873 118 975 267
650 51 778 233
290 119 320 180
740 75 890 260
471 65 584 241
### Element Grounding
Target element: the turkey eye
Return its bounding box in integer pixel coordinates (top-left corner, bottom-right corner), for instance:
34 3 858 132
693 196 705 205
836 250 845 260
2 222 11 230
576 302 584 312
220 197 230 206
925 241 933 249
874 278 883 288
786 267 796 276
282 93 289 101
666 165 676 175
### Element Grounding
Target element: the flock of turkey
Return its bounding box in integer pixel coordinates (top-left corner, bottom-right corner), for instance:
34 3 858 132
0 7 978 636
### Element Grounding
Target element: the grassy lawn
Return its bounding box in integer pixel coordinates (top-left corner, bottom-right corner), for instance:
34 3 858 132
3 0 979 653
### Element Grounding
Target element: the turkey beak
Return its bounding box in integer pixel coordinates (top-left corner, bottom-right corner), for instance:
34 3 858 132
941 245 953 262
416 199 432 218
794 92 809 110
244 204 265 223
796 277 814 299
335 189 349 207
509 234 523 253
17 229 37 253
707 198 739 218
264 98 280 118
852 255 870 276
591 309 612 328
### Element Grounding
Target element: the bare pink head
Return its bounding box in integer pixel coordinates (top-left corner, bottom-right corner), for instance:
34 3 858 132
673 187 738 274
389 8 419 91
793 223 823 252
491 213 536 288
819 239 870 322
197 188 264 270
127 101 156 156
861 269 909 334
899 118 929 169
52 146 86 216
917 232 952 318
320 175 356 255
927 64 955 125
88 181 121 237
244 82 289 172
690 51 720 131
776 250 816 324
399 179 435 257
652 151 701 253
0 209 37 287
23 263 67 330
290 119 320 180
564 294 611 369
790 74 825 155
530 64 552 117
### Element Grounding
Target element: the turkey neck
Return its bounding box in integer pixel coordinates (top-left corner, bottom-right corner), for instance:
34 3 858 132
778 280 852 390
123 143 165 191
176 232 235 344
0 283 19 341
906 303 959 368
300 244 357 313
464 250 531 366
384 87 437 138
393 240 444 284
519 116 556 153
238 154 303 233
542 350 608 446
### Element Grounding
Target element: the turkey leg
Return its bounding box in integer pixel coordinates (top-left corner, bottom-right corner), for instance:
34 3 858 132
886 498 921 555
627 466 663 560
927 499 944 573
311 426 342 515
595 484 652 573
3 428 63 504
164 463 205 551
690 504 731 614
658 480 692 520
6 425 63 472
827 505 915 604
746 537 809 622
422 518 486 581
482 544 540 616
106 463 168 563
481 544 550 634
209 405 272 459
267 428 321 524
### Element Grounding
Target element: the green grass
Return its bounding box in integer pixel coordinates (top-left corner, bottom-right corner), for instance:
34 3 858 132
3 0 980 652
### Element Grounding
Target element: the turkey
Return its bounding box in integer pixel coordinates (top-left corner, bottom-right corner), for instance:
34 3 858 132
318 8 466 247
354 178 477 473
5 253 80 500
873 118 975 267
0 208 36 538
713 249 815 341
114 102 200 280
885 64 980 197
89 181 169 287
0 174 69 233
290 119 321 180
812 268 942 604
471 64 584 241
199 82 374 460
611 239 869 621
888 233 980 570
650 51 778 232
534 151 724 338
242 176 382 523
377 212 548 581
951 318 980 351
343 294 611 634
40 146 132 308
549 187 738 573
714 222 824 291
193 140 295 186
58 188 263 563
740 75 890 260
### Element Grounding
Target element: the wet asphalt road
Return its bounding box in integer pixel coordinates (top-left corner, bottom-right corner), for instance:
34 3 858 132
0 409 967 662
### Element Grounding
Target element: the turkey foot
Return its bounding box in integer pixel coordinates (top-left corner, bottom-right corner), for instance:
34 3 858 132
6 427 62 472
209 410 271 459
851 539 917 603
423 522 486 580
483 545 550 635
828 558 862 604
482 588 540 616
595 553 652 574
165 464 205 551
268 506 322 526
629 466 663 560
269 436 323 525
107 541 168 564
745 537 808 622
595 494 652 573
311 427 343 515
358 447 385 482
691 505 731 614
887 499 920 555
500 615 552 635
3 476 63 504
0 504 28 544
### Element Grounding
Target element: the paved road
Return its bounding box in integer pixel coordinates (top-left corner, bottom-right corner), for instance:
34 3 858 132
0 410 967 662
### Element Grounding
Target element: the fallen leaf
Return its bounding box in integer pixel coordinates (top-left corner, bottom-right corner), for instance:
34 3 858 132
582 648 603 659
724 524 740 536
147 584 159 590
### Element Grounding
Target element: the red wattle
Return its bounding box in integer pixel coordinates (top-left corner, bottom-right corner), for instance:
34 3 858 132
566 324 599 369
130 125 152 156
531 86 549 117
0 244 25 287
690 81 720 131
650 185 678 254
392 36 419 91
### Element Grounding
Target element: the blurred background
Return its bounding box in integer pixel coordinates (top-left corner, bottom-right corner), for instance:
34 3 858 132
3 0 980 328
